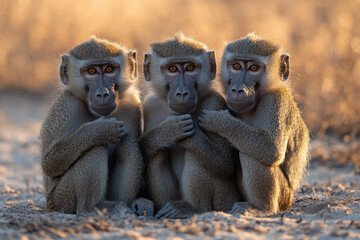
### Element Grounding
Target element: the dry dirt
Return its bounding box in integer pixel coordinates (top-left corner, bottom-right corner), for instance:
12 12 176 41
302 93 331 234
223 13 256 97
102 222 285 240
0 92 359 240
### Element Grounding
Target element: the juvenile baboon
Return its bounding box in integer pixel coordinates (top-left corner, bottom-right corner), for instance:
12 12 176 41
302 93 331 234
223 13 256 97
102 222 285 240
141 34 241 219
39 37 152 215
199 33 310 215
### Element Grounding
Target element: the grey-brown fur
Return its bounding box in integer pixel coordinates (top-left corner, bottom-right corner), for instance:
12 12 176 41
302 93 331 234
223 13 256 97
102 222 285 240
151 33 207 58
39 37 149 215
69 36 127 60
225 33 279 57
199 34 309 215
141 34 241 219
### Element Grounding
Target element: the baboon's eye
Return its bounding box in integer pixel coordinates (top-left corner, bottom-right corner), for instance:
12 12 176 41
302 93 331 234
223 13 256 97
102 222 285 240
169 66 178 72
186 65 194 71
249 65 258 71
233 63 241 70
105 66 113 73
88 68 96 74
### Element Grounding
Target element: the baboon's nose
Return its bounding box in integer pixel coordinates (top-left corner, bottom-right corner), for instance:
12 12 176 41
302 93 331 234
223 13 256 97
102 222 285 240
96 88 110 103
231 88 246 99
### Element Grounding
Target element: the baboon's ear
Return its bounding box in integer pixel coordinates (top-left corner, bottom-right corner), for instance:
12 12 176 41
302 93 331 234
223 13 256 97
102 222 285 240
280 54 290 81
144 53 152 82
60 54 69 85
208 50 216 81
127 50 138 80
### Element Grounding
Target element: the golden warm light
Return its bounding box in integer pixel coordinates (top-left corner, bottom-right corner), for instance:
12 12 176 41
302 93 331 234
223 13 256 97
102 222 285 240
0 0 359 137
0 1 359 238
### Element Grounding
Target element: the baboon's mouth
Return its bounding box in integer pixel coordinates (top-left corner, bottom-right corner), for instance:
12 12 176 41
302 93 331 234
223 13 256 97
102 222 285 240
90 105 116 116
169 103 196 115
227 98 255 113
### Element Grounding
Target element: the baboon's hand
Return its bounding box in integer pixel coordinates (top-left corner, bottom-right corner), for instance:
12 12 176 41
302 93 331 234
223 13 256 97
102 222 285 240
91 116 125 144
162 114 194 142
198 109 230 132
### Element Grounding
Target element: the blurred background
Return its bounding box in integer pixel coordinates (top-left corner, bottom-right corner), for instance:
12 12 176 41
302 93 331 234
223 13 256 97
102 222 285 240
0 0 359 166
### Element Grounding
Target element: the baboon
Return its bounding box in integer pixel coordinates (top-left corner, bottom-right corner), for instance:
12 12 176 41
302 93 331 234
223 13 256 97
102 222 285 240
141 34 241 219
39 37 152 215
199 33 310 215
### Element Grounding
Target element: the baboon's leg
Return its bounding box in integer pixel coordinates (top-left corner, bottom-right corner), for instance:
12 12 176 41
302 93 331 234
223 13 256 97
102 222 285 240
181 154 213 213
213 178 241 212
49 146 109 214
148 151 179 211
232 155 292 214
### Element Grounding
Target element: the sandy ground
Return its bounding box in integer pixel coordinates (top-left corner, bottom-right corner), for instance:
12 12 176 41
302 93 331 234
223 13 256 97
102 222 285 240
0 92 359 240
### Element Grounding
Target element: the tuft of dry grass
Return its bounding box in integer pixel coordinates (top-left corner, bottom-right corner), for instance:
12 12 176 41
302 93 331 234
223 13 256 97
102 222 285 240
0 0 359 138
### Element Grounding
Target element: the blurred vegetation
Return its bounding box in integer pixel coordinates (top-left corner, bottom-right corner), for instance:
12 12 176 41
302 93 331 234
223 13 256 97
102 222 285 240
0 0 360 139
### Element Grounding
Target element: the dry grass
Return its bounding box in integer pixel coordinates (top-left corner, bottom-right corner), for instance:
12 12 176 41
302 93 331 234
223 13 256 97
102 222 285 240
0 0 359 138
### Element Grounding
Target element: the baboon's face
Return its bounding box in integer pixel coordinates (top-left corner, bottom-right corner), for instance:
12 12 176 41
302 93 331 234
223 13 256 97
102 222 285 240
144 50 216 115
224 54 290 114
225 57 265 113
80 60 120 116
161 60 201 114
